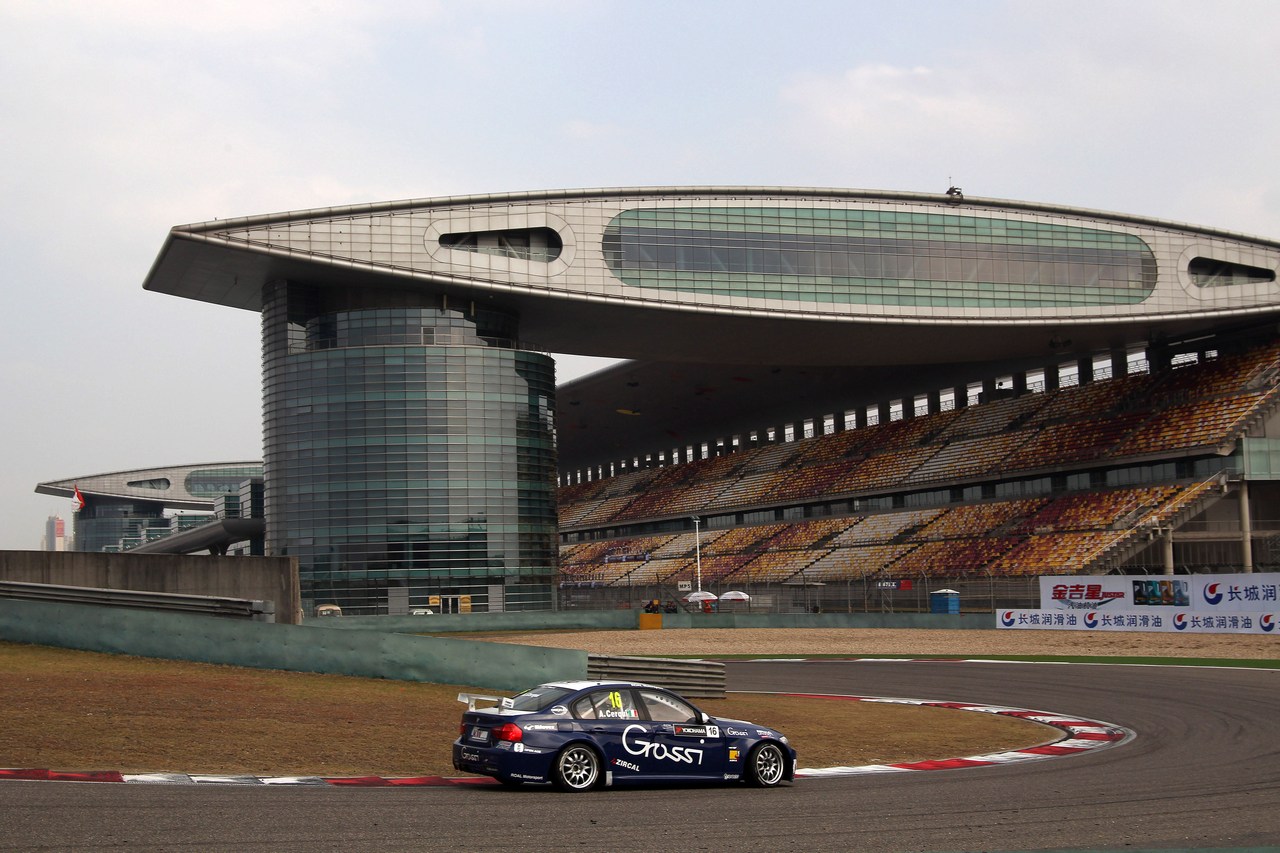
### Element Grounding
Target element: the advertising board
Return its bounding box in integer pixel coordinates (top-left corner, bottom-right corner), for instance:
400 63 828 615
996 573 1280 634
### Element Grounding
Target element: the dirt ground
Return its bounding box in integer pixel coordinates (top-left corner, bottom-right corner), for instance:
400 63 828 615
473 627 1280 660
0 639 1043 776
1 630 1272 777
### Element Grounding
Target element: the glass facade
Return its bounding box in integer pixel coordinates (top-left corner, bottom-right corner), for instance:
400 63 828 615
185 466 264 498
75 498 165 553
1242 437 1280 479
262 282 558 615
603 207 1157 308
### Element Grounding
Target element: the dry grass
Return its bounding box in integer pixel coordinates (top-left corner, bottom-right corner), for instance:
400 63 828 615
0 640 1044 777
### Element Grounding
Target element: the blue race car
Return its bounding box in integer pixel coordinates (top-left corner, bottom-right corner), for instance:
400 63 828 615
452 680 796 792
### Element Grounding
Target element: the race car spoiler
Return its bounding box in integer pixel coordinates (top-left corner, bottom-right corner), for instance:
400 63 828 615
457 692 510 711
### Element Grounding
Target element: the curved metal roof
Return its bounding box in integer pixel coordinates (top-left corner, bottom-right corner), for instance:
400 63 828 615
142 186 1280 369
35 462 262 510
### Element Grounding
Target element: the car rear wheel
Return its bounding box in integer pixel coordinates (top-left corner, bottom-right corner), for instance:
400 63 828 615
746 742 786 787
552 744 601 792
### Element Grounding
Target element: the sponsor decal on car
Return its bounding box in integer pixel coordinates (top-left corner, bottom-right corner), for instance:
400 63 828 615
523 723 557 731
728 749 740 762
550 705 569 716
623 724 704 765
723 774 740 781
460 748 479 762
755 730 773 738
724 727 749 737
673 725 720 738
613 758 641 772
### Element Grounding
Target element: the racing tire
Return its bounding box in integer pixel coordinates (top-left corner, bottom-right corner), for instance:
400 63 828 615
551 743 602 792
745 742 787 788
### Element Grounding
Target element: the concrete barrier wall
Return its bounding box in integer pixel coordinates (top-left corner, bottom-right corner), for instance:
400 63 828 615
0 551 301 624
312 609 996 633
0 598 586 691
315 609 638 633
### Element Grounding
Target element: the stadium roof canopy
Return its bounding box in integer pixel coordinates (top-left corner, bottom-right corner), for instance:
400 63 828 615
141 187 1280 470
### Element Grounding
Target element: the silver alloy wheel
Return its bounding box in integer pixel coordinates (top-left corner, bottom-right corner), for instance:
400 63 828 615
747 742 786 787
553 744 600 792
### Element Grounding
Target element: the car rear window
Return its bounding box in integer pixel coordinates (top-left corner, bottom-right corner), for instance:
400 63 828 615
507 686 574 711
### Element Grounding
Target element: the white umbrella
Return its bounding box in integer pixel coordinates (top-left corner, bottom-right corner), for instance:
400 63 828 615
684 590 718 602
719 590 751 601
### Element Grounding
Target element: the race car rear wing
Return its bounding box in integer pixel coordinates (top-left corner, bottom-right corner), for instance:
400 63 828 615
457 692 507 711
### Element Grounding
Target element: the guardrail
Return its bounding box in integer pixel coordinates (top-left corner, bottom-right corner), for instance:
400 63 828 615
0 581 275 622
587 654 726 699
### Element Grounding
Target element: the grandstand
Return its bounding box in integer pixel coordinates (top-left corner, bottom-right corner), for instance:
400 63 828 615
558 336 1280 612
140 185 1280 614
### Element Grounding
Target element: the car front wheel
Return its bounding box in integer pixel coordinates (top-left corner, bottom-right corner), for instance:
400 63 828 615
746 742 787 787
551 744 601 792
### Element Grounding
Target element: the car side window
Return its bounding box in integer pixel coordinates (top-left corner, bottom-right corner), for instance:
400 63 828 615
639 688 698 723
576 689 639 720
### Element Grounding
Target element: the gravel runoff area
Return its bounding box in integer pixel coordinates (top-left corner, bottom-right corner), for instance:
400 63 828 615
478 627 1280 660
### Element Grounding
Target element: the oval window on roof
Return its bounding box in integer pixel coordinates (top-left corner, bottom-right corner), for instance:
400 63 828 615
1189 257 1276 288
127 478 171 490
439 227 562 262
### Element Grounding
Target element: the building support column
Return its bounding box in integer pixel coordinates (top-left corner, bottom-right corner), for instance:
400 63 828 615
1162 530 1175 576
1240 481 1254 573
1043 364 1060 392
1078 357 1095 385
1110 347 1129 380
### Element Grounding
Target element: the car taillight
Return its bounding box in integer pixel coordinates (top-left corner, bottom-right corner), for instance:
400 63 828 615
459 722 467 736
491 722 523 743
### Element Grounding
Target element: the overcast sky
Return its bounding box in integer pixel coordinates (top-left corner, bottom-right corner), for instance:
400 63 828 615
3 0 1279 550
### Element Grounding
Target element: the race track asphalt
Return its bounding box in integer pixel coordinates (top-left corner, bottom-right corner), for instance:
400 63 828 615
0 660 1276 852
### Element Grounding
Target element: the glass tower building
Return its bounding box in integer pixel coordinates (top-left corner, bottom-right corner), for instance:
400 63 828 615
262 283 558 614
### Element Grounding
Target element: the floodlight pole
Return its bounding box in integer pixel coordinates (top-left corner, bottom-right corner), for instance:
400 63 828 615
696 514 706 589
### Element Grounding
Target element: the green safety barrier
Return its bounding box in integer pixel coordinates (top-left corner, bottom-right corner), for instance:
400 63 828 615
315 609 637 633
312 609 994 632
0 598 586 691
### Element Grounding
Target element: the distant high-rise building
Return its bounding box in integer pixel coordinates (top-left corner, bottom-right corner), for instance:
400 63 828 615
35 464 262 554
41 516 67 551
